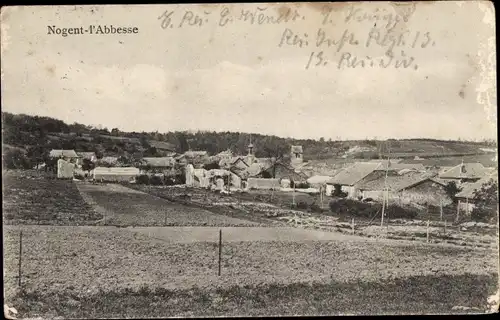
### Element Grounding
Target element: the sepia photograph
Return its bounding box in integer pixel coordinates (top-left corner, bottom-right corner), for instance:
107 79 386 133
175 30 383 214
1 1 499 317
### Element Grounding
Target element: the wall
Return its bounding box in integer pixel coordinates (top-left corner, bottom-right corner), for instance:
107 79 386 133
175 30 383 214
57 159 75 179
401 180 450 206
247 178 281 190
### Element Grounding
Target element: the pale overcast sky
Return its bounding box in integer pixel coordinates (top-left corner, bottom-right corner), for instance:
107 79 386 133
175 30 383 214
1 2 497 140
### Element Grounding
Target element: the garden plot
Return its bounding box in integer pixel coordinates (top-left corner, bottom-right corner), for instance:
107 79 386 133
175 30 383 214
76 183 258 227
3 170 102 225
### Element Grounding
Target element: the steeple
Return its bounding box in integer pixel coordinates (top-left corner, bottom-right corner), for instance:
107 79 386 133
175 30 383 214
247 135 254 155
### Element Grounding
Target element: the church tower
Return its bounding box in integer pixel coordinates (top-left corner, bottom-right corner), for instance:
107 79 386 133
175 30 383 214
246 136 255 165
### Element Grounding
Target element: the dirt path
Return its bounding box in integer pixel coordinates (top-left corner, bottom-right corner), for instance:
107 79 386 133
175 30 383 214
76 183 259 227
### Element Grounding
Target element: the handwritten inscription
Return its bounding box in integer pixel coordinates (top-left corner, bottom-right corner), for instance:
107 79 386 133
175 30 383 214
157 3 436 71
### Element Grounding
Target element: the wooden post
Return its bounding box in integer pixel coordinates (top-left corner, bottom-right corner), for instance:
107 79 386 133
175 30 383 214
444 220 447 235
292 183 296 206
351 218 355 234
18 231 23 287
218 229 222 276
426 220 430 243
440 201 443 221
380 192 385 227
456 201 460 223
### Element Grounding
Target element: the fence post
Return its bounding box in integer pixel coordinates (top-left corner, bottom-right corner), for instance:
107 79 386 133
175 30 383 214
426 220 430 243
218 229 222 276
440 201 443 221
351 218 355 234
18 231 23 287
444 220 447 235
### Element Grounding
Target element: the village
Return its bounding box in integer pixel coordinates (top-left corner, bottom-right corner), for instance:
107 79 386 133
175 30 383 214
48 140 498 223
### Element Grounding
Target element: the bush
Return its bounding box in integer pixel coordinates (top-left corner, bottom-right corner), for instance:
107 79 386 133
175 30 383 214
328 199 418 219
471 206 497 223
136 174 150 185
295 182 310 189
74 173 85 180
309 203 322 213
150 175 164 186
296 201 308 209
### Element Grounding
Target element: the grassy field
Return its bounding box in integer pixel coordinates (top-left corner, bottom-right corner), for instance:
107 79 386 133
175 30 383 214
4 172 498 317
77 183 258 227
4 225 498 317
2 170 102 225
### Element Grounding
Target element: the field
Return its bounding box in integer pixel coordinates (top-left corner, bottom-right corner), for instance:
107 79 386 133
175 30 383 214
3 170 102 225
3 170 499 317
3 225 498 317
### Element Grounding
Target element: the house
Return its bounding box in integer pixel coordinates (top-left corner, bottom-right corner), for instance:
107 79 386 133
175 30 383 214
148 140 176 152
455 171 498 214
176 151 209 167
215 149 234 161
439 162 487 184
49 149 79 163
57 159 75 179
290 145 304 167
374 162 426 172
139 157 176 173
93 167 140 182
76 152 97 166
357 170 448 206
327 162 382 198
307 175 336 195
253 162 308 182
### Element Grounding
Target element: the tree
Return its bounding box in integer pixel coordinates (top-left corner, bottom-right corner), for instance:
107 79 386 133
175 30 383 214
444 181 462 203
82 158 95 172
3 149 31 169
176 132 190 153
471 180 498 222
203 162 220 170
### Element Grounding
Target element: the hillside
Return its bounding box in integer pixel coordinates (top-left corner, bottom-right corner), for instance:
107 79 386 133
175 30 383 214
1 112 496 169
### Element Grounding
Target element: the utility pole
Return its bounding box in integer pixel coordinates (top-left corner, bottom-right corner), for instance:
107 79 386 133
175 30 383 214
381 141 391 227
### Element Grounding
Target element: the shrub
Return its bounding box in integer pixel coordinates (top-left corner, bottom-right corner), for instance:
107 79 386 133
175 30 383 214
296 201 308 209
74 173 85 180
136 174 150 185
150 175 164 186
309 202 322 213
329 199 418 219
295 182 310 189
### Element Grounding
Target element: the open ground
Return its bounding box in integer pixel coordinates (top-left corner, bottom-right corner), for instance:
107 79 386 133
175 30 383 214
3 170 499 317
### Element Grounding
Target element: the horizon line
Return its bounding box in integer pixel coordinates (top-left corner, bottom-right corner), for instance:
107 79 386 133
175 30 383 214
2 111 497 144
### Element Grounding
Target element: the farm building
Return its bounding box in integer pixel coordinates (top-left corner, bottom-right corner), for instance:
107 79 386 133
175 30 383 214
148 140 176 155
252 162 308 182
139 157 176 170
49 149 79 163
307 175 335 195
455 171 498 214
374 162 426 172
93 167 140 182
327 162 382 198
357 170 448 206
439 162 487 183
176 151 209 167
57 159 75 179
219 157 248 170
76 152 97 166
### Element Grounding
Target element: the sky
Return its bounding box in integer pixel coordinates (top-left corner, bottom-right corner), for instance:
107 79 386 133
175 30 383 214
0 2 497 141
